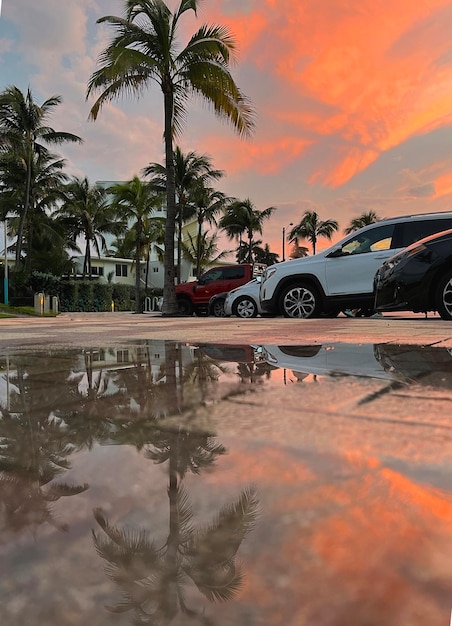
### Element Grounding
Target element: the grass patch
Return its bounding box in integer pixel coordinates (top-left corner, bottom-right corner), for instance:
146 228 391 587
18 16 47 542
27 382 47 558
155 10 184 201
0 305 59 317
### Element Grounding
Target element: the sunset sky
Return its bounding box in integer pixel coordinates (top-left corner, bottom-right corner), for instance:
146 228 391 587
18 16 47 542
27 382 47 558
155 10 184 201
2 0 452 257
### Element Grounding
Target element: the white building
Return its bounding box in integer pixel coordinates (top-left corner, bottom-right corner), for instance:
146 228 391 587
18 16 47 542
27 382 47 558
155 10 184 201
71 180 199 289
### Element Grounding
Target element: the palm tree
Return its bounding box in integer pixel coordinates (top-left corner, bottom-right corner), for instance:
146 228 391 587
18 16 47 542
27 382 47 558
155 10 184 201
182 231 231 275
220 199 276 263
288 210 338 255
288 241 309 259
87 0 255 316
0 85 82 269
344 210 380 234
143 147 224 283
108 176 162 313
251 241 279 265
57 177 120 277
188 183 231 276
2 147 70 274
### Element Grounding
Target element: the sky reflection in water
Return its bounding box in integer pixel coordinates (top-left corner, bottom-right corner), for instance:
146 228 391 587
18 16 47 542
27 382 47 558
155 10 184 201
0 340 451 625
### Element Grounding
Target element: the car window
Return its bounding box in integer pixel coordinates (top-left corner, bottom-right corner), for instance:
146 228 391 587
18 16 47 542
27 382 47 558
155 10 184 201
202 268 223 283
223 266 246 280
394 218 452 248
342 224 395 255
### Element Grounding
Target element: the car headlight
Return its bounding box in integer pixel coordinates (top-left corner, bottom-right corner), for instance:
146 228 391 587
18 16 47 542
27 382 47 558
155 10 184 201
386 243 426 271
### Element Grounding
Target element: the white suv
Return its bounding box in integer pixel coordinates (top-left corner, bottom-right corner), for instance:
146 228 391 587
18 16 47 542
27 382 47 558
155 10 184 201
260 212 452 318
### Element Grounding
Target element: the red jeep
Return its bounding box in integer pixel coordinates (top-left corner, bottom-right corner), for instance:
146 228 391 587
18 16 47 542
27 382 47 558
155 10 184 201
175 263 266 316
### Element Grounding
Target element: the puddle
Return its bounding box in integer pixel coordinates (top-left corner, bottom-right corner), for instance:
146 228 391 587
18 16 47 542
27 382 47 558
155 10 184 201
1 341 452 625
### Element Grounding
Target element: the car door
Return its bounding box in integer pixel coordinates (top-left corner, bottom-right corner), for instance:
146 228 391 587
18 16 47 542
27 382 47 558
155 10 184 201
222 265 247 291
324 224 396 295
194 267 225 300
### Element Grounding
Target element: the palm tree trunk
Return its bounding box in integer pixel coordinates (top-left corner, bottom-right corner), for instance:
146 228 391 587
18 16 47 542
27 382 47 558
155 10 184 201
135 220 142 314
196 215 203 277
15 146 33 270
162 89 178 316
176 211 182 284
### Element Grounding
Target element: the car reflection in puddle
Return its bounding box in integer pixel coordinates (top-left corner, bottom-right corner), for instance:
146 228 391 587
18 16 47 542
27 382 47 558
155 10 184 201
0 341 451 625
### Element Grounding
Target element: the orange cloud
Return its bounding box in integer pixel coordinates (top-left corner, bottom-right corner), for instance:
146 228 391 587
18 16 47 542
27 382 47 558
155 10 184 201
434 173 452 198
199 133 314 176
201 0 452 187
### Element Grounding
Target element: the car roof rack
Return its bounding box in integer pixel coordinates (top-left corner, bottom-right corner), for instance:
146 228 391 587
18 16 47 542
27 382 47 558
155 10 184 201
381 209 452 221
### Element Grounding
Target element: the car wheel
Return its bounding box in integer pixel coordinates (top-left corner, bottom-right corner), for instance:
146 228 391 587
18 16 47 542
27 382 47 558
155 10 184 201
232 296 258 318
211 298 226 317
177 297 193 316
279 283 320 318
436 270 452 320
194 306 209 317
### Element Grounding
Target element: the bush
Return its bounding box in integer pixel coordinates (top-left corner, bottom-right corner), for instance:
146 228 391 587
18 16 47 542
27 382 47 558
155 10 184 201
30 271 60 295
56 280 162 312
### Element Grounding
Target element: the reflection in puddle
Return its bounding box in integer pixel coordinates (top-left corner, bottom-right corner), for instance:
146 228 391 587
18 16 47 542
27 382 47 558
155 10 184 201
0 341 451 625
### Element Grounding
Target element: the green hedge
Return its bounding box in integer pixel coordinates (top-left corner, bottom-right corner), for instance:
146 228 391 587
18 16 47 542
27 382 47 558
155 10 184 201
57 280 162 312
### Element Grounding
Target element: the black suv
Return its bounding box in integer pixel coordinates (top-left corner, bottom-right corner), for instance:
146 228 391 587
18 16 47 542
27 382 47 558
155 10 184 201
374 228 452 319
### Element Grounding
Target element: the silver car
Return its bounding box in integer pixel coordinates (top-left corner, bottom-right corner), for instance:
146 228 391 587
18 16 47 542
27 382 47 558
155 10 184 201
223 279 264 318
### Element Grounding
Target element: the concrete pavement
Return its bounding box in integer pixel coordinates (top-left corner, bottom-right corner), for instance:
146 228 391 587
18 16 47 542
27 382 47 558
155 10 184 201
1 310 452 350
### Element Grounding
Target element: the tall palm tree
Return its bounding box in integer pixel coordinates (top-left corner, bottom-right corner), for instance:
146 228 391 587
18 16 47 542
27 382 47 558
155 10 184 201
220 199 276 263
288 210 338 255
87 0 255 316
0 85 82 269
143 147 224 283
57 177 119 277
344 210 380 234
108 176 162 313
188 183 230 276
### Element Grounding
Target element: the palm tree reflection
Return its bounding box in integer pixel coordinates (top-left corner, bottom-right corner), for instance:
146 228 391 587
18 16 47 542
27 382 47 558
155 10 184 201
93 343 259 624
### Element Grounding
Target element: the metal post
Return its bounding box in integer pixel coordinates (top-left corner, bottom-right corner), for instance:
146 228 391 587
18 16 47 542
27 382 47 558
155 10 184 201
282 222 293 262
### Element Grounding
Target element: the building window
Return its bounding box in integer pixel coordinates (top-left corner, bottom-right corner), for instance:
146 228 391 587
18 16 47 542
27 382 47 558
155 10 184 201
116 264 128 277
117 349 129 363
153 267 159 273
91 266 104 276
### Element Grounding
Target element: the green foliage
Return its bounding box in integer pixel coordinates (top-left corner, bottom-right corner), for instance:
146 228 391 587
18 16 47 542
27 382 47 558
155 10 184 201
111 283 134 312
61 280 115 312
30 271 60 296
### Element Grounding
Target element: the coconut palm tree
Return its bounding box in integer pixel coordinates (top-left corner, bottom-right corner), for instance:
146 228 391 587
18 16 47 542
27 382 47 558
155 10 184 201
220 199 276 263
57 177 120 278
143 147 224 283
108 176 162 313
0 85 82 269
344 210 380 234
188 183 231 276
87 0 255 316
182 231 231 275
288 210 338 255
1 147 70 274
251 241 279 265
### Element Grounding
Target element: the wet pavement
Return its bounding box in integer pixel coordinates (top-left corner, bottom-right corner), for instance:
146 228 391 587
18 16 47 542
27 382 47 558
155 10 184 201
1 314 452 625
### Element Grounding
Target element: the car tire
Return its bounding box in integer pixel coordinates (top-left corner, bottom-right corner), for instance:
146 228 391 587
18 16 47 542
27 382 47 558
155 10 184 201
436 270 452 320
177 297 193 316
211 298 226 317
232 296 258 318
279 283 320 318
194 306 209 317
